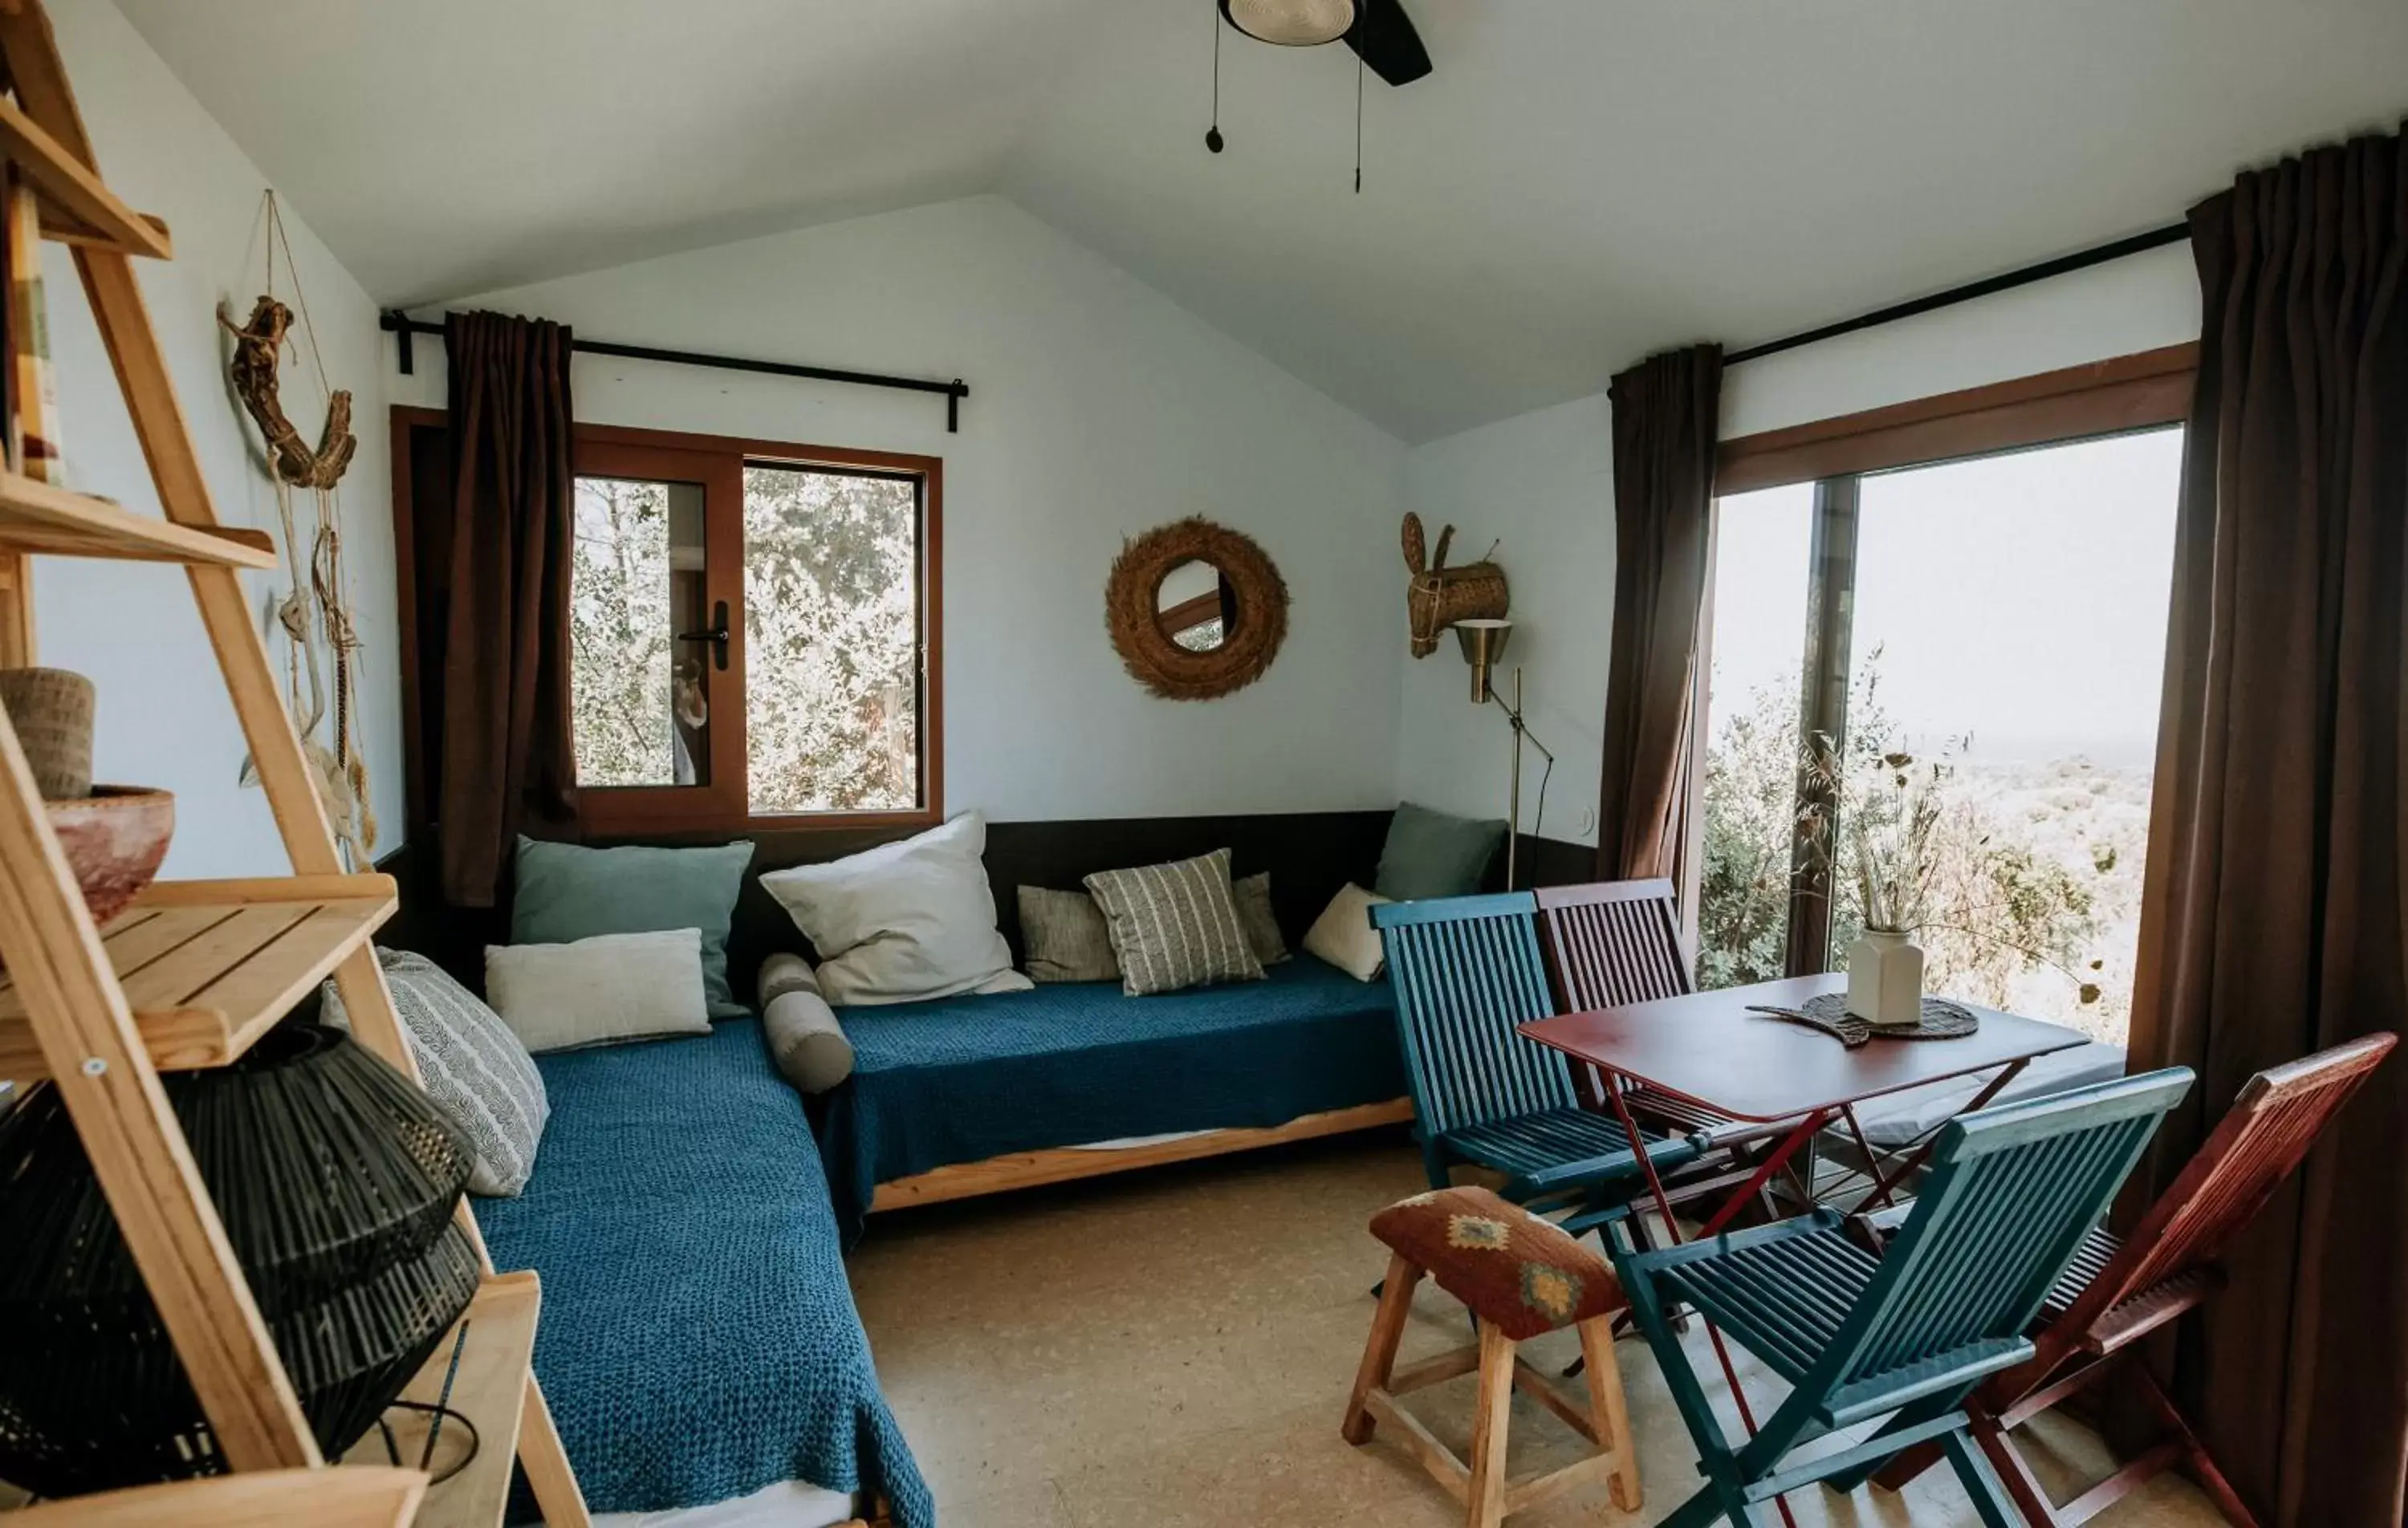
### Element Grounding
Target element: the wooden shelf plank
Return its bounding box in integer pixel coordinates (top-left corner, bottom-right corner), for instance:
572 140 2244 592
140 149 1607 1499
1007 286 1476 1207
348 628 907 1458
0 471 275 567
10 1468 425 1528
342 1271 543 1528
0 873 396 1079
0 92 170 258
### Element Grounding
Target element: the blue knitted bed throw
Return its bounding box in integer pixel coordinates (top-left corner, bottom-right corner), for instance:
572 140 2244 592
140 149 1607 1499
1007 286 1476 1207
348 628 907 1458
475 1019 934 1525
820 955 1405 1236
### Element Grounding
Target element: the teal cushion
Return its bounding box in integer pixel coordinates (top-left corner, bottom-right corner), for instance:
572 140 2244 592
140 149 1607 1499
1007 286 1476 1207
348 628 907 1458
1374 803 1506 901
511 837 755 1018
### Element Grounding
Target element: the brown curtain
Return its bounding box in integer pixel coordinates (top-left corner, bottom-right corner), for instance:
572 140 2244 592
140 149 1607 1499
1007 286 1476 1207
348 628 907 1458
1597 343 1723 880
436 311 578 906
2127 128 2407 1527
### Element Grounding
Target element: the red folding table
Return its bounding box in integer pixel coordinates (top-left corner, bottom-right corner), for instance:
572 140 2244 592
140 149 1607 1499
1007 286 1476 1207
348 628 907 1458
1519 972 2090 1526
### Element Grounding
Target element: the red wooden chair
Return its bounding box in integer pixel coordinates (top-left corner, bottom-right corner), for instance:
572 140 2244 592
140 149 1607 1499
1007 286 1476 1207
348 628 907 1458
1865 1031 2397 1526
1533 880 1789 1149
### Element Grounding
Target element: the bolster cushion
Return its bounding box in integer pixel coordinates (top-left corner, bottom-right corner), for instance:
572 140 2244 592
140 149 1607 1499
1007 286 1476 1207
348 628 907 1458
763 988 856 1094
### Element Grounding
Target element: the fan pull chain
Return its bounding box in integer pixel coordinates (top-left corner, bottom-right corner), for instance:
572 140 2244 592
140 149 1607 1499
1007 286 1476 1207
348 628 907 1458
1206 0 1226 153
1354 45 1364 192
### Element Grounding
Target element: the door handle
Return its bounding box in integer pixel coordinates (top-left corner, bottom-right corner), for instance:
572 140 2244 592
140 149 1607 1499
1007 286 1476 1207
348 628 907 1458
675 599 731 672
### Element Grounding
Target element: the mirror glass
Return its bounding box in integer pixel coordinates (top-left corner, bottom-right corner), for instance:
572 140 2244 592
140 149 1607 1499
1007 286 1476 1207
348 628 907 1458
1156 558 1232 652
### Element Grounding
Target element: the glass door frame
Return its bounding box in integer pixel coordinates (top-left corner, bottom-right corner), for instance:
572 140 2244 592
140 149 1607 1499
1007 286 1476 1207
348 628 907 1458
1682 342 2198 965
572 437 751 831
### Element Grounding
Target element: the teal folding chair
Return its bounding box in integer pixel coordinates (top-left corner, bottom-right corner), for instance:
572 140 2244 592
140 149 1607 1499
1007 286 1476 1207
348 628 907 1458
1373 892 1705 1232
1616 1067 2194 1528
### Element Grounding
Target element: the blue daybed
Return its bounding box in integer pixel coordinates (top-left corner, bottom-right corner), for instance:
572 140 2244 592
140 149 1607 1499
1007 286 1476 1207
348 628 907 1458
817 953 1408 1234
476 1017 934 1526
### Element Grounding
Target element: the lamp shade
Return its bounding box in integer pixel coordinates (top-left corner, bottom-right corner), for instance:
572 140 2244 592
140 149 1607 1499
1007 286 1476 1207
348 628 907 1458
1220 0 1358 47
0 1023 480 1497
1455 618 1512 702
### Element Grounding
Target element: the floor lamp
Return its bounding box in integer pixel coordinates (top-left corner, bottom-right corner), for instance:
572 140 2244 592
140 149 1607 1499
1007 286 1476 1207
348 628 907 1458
1456 620 1554 890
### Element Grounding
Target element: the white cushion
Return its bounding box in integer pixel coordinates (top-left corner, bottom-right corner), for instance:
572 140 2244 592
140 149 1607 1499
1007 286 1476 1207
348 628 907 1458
757 812 1030 1006
1304 883 1392 982
1853 1040 2129 1148
484 928 712 1053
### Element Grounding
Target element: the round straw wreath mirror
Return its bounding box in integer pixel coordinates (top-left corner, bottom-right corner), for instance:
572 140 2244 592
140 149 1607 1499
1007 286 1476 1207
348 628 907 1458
1104 518 1289 701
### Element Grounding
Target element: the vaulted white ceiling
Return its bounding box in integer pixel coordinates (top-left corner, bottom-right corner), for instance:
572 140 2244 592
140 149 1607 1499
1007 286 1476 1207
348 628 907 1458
121 0 2408 441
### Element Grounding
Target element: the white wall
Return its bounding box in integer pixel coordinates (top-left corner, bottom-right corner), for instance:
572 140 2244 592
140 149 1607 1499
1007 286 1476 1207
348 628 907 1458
396 193 1408 823
1396 252 2205 847
35 0 398 876
1396 392 1613 845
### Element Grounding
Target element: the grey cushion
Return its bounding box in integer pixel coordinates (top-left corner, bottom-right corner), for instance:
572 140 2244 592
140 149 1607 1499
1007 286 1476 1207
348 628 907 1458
1083 848 1264 997
1375 801 1507 901
1232 872 1289 966
1019 885 1121 983
321 948 549 1197
511 835 754 1018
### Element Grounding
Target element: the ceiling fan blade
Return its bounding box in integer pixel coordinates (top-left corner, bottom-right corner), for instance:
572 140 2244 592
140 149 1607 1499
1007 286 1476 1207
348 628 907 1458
1346 0 1433 85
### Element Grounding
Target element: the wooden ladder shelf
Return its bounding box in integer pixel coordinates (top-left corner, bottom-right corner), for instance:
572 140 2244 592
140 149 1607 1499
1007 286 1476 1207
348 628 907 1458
0 2 588 1522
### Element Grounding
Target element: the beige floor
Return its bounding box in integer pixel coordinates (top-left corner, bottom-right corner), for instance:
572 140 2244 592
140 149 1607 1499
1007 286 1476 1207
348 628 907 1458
848 1132 2228 1528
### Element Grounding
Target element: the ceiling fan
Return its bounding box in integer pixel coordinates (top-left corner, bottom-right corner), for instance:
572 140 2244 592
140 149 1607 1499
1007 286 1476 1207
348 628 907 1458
1205 0 1432 182
1218 0 1433 87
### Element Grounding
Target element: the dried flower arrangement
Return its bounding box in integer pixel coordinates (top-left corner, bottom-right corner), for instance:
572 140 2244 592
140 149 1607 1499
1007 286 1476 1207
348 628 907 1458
1799 732 2106 1007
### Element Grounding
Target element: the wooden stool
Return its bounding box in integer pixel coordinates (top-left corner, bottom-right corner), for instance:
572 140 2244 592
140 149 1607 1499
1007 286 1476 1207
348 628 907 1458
1341 1186 1641 1527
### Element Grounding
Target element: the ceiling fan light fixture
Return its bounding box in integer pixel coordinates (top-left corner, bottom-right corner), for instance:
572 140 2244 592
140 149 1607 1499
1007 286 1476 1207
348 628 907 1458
1219 0 1358 48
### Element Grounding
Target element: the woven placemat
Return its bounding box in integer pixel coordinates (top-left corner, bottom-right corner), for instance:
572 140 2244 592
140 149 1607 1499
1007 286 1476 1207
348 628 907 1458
1746 994 1981 1049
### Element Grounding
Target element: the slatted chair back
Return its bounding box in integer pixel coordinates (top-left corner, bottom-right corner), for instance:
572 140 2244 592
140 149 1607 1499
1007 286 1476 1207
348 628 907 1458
1534 879 1692 1012
1372 892 1572 1139
1821 1069 2193 1396
2052 1033 2395 1341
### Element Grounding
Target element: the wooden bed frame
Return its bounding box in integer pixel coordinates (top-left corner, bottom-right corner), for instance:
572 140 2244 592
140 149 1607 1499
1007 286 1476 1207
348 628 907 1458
866 1098 1415 1212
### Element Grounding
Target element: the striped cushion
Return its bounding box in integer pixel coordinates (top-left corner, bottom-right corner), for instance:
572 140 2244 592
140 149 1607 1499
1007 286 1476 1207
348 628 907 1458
321 947 550 1197
1083 849 1265 996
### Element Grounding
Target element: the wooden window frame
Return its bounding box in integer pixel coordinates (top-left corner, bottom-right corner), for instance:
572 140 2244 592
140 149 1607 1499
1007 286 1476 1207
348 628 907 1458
391 408 944 839
1694 343 2196 976
1714 342 2196 495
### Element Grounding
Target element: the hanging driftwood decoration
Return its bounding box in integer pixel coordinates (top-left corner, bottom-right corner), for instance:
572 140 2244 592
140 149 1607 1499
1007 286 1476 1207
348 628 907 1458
223 191 374 866
226 295 356 490
1401 511 1507 657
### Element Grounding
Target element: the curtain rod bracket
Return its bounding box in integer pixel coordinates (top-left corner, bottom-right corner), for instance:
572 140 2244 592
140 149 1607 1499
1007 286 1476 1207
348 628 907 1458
386 309 415 376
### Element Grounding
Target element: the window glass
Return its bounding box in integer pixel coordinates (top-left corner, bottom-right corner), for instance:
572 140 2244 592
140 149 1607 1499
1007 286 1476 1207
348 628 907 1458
570 474 712 788
742 464 922 815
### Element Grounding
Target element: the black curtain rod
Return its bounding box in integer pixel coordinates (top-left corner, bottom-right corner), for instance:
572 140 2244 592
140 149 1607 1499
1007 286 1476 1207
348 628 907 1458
379 311 970 433
1724 221 2192 367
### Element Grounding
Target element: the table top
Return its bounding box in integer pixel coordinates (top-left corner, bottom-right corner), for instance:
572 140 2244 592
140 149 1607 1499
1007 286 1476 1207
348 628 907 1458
1518 973 2090 1123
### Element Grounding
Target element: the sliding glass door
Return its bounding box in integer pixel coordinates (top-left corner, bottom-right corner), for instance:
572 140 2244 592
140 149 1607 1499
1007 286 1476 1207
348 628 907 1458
1696 428 2183 1042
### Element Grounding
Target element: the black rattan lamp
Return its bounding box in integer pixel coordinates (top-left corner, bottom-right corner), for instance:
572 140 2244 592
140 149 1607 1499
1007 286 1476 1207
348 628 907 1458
0 1023 480 1498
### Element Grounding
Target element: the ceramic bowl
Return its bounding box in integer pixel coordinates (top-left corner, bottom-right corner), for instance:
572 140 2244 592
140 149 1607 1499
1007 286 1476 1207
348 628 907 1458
45 786 173 927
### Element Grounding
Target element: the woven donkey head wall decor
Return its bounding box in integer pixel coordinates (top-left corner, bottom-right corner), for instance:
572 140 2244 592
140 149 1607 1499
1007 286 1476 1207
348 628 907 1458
1400 512 1507 657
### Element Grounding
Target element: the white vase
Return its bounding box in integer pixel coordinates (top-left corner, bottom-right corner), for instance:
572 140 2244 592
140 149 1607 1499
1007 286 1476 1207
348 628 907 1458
1848 928 1925 1028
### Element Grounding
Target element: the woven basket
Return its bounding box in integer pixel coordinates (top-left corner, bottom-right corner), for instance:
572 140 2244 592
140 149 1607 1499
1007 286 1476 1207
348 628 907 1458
0 1024 478 1496
0 667 94 799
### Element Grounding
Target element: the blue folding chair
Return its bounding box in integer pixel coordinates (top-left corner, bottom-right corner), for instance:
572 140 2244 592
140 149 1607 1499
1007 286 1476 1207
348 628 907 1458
1373 892 1705 1231
1616 1067 2193 1528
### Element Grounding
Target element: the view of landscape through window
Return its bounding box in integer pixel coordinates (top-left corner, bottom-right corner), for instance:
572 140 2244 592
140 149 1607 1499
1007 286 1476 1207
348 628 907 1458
567 464 923 815
742 465 921 815
1698 429 2183 1042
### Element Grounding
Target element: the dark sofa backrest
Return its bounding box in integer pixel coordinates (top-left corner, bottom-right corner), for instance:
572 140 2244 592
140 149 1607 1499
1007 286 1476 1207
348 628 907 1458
382 809 1393 1001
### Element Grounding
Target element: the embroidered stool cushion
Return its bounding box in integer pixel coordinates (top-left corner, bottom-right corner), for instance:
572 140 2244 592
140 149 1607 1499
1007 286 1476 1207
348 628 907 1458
1369 1185 1623 1340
